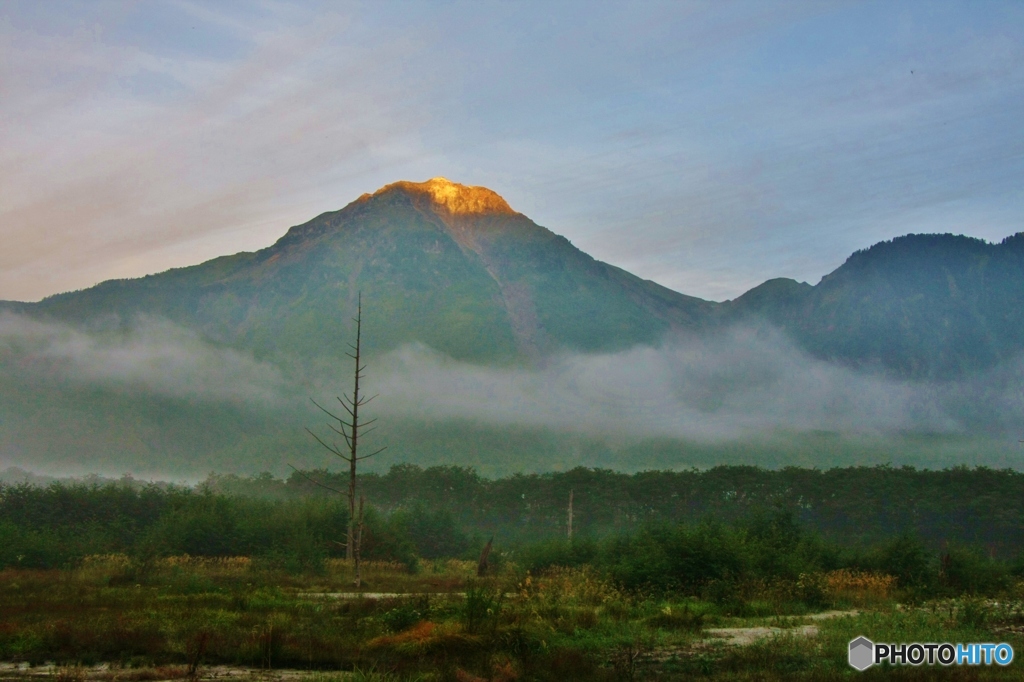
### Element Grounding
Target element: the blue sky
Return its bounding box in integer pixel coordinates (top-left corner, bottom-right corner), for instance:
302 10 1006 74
1 0 1022 302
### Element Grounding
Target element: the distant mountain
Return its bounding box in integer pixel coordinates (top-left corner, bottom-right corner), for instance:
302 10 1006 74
725 233 1024 378
3 179 1024 476
24 178 713 364
8 179 1024 377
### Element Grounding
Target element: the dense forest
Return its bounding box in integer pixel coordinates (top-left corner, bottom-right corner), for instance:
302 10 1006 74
3 464 1024 587
216 464 1024 553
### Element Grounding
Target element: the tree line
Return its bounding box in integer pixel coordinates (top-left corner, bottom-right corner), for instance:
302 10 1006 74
0 482 467 571
206 463 1024 555
3 470 1021 597
5 463 1024 574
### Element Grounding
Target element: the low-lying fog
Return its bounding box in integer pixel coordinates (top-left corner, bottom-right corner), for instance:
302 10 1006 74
2 312 1023 475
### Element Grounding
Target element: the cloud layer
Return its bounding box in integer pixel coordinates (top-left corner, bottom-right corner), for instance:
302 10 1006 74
0 313 287 404
2 311 1022 457
368 329 1021 441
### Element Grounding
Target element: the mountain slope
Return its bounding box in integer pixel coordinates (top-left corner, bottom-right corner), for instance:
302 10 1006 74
725 233 1024 377
28 178 714 363
11 179 1024 377
3 180 1024 475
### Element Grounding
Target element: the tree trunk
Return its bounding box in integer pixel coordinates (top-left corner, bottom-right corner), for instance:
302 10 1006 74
477 537 493 577
567 489 574 544
354 495 365 588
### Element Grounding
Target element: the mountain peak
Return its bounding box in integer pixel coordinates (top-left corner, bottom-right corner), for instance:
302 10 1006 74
369 177 516 216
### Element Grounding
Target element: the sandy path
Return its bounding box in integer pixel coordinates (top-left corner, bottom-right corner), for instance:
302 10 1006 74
703 609 858 646
0 664 329 682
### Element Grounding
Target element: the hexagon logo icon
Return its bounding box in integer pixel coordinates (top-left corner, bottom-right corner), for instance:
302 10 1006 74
849 636 874 671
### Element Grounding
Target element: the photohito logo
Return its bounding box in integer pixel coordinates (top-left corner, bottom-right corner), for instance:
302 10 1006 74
849 636 1014 670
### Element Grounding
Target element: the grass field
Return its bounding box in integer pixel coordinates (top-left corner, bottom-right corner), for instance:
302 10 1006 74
3 557 1024 681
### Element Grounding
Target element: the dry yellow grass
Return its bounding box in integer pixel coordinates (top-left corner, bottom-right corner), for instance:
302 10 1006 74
323 559 410 573
823 569 896 605
81 554 133 568
517 566 625 606
162 555 251 568
81 554 252 569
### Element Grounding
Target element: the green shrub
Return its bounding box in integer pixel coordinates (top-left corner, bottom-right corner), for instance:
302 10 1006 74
380 598 431 632
645 603 705 631
942 545 1010 595
463 582 502 634
517 538 598 572
864 534 934 588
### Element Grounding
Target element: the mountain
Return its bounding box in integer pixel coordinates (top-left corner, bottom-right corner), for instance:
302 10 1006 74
725 233 1024 378
3 178 1024 476
23 178 713 364
7 180 1024 377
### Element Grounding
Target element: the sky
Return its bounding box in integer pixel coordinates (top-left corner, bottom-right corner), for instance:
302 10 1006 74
2 0 1022 303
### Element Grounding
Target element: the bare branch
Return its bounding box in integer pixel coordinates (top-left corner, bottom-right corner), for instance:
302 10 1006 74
355 446 387 461
305 428 350 461
335 397 356 419
310 398 344 423
305 426 340 453
331 427 353 450
287 465 347 495
326 423 354 448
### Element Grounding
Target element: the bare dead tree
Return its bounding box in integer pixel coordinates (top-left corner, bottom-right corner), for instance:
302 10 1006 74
567 488 574 544
477 537 493 577
290 292 384 587
354 495 365 586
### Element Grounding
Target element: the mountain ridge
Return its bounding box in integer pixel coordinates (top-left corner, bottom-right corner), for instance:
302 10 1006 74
2 179 1023 476
22 178 714 364
725 232 1024 377
6 179 1023 378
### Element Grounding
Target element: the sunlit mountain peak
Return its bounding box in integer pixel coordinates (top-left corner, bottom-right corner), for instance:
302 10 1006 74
370 177 516 215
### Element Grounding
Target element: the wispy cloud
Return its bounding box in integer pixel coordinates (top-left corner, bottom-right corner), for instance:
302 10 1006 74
0 2 439 300
367 329 1022 442
1 310 1022 477
0 312 287 403
1 1 1022 303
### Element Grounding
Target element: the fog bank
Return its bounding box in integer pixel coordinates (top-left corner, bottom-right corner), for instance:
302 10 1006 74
3 312 1022 449
0 313 287 404
369 329 1023 441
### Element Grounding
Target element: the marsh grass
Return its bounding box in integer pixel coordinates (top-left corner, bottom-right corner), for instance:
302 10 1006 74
5 560 1024 680
822 569 897 607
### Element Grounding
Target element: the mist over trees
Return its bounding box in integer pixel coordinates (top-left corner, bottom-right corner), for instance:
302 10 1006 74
7 464 1024 572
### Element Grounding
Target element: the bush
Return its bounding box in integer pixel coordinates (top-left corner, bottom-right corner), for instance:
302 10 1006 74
380 598 431 632
358 508 418 570
942 546 1011 595
646 604 704 631
463 582 503 634
604 523 749 592
517 538 598 572
396 504 470 559
865 534 934 588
